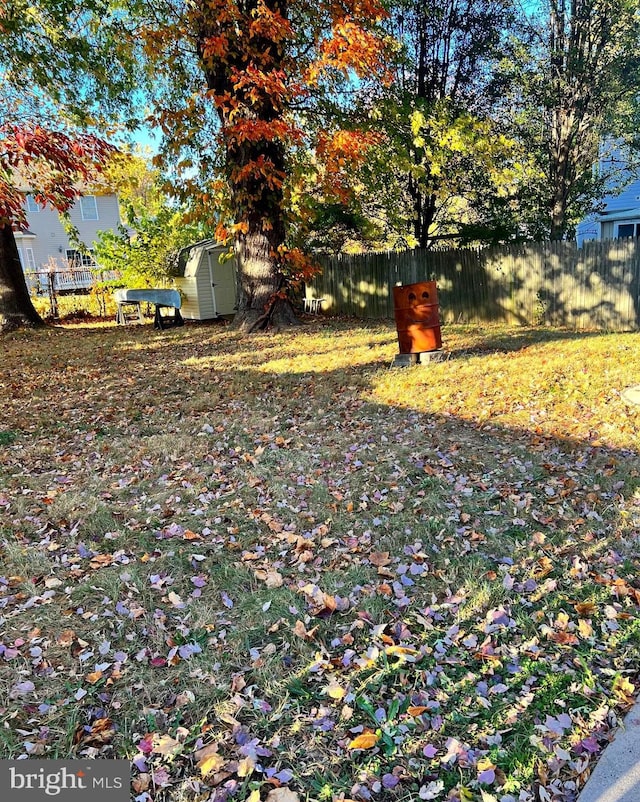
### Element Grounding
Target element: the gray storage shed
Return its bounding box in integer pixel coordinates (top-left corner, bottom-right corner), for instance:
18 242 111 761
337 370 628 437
174 240 237 320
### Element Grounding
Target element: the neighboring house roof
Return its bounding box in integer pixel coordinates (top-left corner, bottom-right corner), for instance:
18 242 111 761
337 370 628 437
12 167 116 196
594 207 640 222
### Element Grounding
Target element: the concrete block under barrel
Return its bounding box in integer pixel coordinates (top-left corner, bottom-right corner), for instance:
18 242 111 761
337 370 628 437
392 281 442 354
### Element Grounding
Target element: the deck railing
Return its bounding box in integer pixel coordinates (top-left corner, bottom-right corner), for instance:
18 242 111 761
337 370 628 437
24 267 120 295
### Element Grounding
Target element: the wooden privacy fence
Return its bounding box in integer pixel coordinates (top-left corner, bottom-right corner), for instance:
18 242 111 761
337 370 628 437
309 240 640 331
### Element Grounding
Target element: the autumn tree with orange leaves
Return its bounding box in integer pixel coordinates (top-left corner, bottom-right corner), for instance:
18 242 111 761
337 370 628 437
140 0 389 331
0 0 138 332
0 127 115 332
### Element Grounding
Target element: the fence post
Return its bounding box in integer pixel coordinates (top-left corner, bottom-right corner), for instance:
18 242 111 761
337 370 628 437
47 267 58 318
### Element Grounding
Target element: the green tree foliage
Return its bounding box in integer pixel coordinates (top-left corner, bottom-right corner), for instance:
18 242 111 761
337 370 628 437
95 205 206 287
365 97 532 247
350 0 640 247
0 0 140 331
93 152 207 287
367 0 522 248
94 154 208 286
507 0 640 240
1 0 138 127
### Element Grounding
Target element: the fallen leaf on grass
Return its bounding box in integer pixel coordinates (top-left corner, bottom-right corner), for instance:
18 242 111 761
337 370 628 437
293 620 318 640
167 591 184 606
152 733 182 757
70 637 90 657
549 631 579 645
237 756 255 777
197 746 225 778
255 569 284 588
384 645 419 658
535 556 554 577
57 629 76 646
301 583 343 617
266 789 300 802
347 732 379 750
324 679 346 700
369 551 391 567
74 717 115 747
10 681 35 697
613 676 635 703
89 554 113 570
477 757 497 784
132 774 151 793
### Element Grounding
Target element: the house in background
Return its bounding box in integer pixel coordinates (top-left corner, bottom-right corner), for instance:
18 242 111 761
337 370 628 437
576 146 640 245
15 191 122 292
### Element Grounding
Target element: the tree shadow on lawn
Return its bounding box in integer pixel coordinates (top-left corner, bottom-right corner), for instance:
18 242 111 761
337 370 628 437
64 316 629 372
184 364 640 802
1 322 640 801
444 324 610 359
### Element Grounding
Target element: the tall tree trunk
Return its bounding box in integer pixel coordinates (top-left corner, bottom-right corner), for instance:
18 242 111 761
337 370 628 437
226 131 299 332
410 177 438 249
549 107 573 240
233 227 299 332
549 0 569 241
0 225 44 333
409 3 447 249
198 0 299 333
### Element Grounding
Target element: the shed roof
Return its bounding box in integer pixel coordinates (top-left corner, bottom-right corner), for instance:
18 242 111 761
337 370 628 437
176 238 221 275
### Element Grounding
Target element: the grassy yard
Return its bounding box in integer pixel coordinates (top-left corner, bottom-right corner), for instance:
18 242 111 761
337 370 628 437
1 317 639 802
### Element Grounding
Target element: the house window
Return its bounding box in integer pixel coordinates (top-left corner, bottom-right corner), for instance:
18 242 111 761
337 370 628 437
80 195 99 221
616 222 640 238
26 194 41 213
17 248 25 268
66 249 96 269
25 248 36 269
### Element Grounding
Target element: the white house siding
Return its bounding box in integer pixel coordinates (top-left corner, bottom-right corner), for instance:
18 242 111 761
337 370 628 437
576 145 640 245
14 193 121 272
597 180 640 214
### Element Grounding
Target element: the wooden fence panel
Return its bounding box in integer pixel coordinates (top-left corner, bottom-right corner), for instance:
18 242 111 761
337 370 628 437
308 240 640 331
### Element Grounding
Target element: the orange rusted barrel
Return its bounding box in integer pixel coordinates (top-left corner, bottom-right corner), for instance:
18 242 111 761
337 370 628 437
393 281 442 354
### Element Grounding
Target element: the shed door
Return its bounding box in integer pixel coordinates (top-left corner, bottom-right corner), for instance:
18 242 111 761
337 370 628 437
210 256 237 315
207 249 218 316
